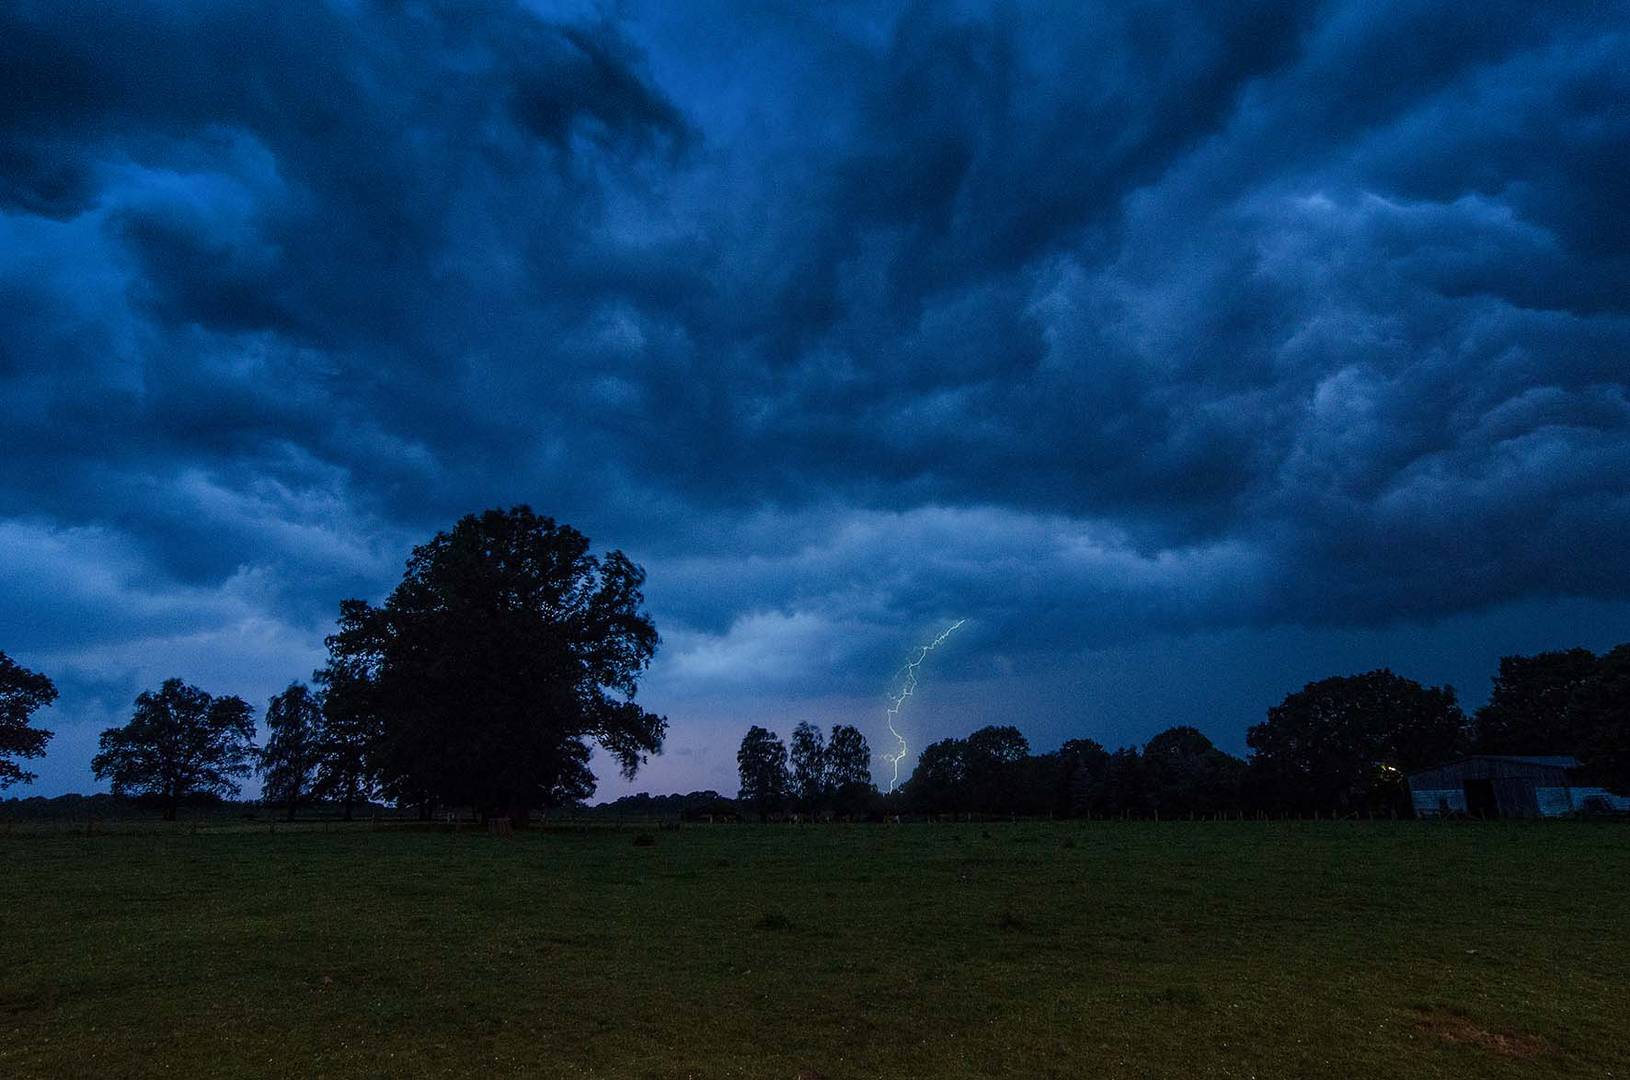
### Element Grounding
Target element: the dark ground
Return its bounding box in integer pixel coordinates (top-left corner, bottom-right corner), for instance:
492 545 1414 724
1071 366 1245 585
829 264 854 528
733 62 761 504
2 820 1625 1078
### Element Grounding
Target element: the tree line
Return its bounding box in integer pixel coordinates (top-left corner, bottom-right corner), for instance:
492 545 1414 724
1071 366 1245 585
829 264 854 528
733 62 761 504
2 506 1626 820
0 507 669 822
735 721 876 819
735 652 1630 820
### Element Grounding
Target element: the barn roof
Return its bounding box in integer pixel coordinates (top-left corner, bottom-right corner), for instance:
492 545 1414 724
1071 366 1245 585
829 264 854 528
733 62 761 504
1407 754 1581 781
1469 755 1579 768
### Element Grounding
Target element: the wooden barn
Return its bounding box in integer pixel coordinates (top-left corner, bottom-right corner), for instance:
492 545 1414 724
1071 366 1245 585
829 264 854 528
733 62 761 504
1408 755 1630 819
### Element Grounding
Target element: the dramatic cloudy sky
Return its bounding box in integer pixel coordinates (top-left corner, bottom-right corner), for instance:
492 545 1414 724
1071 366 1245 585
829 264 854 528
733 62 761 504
4 0 1629 799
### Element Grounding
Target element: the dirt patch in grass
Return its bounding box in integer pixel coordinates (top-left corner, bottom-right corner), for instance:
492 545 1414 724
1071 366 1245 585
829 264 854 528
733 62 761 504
754 909 792 931
995 906 1030 931
1140 985 1207 1009
0 989 49 1016
1414 1009 1548 1059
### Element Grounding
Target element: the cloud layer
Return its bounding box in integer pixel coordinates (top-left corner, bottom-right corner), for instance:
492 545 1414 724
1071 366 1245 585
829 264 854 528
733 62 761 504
3 1 1628 795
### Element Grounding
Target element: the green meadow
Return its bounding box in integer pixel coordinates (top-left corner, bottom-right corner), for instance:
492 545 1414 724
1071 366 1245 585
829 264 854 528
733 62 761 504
2 821 1625 1079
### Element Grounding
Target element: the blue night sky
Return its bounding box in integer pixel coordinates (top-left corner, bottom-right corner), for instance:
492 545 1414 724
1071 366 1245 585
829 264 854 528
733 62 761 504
3 1 1629 799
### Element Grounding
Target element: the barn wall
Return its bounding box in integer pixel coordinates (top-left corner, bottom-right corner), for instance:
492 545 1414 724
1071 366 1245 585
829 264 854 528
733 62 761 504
1410 783 1630 817
1571 787 1630 813
1535 787 1575 817
1412 788 1466 816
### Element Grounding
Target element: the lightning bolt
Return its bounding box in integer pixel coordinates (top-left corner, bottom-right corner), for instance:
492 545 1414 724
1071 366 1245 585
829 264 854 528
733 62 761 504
882 619 967 793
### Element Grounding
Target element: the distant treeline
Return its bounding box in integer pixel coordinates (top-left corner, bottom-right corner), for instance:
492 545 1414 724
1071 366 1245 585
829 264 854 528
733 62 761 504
0 793 147 821
578 790 738 821
0 792 394 823
2 506 1627 824
736 651 1630 819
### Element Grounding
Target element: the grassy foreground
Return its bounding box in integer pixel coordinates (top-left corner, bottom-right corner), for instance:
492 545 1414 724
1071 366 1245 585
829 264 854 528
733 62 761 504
2 821 1626 1079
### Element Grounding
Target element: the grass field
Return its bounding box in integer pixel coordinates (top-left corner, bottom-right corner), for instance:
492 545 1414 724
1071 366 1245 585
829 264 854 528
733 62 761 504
2 821 1626 1079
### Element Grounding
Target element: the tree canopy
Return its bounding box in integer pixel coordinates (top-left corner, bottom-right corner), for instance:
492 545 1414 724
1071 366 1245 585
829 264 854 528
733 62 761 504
1473 648 1600 754
1576 645 1630 796
259 682 323 820
736 725 789 819
337 507 666 819
962 725 1031 814
789 721 828 809
91 678 257 820
1140 726 1246 816
905 736 969 814
1075 747 1150 817
825 724 874 813
311 607 383 821
897 724 1252 818
767 721 877 815
0 651 56 789
903 725 1039 815
1247 669 1468 813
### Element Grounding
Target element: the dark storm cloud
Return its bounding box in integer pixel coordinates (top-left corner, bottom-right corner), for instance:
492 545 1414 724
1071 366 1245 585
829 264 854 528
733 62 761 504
0 0 692 606
3 0 1629 791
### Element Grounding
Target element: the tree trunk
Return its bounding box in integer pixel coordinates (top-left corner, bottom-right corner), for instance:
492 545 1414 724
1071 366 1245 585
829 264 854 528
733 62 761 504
342 796 354 822
286 801 297 822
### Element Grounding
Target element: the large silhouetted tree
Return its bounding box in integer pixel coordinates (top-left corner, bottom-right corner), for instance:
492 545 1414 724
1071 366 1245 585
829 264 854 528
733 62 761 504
92 679 257 820
311 603 384 821
736 725 789 820
905 727 1032 815
1576 644 1630 795
350 507 666 820
259 682 323 820
789 721 828 810
1058 738 1110 816
0 651 56 789
1140 726 1244 816
963 725 1030 814
826 724 874 813
906 737 967 814
1473 648 1600 754
1074 747 1148 817
1247 670 1468 814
